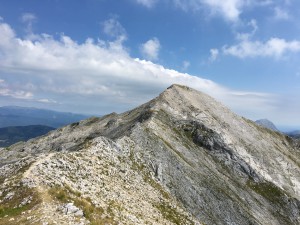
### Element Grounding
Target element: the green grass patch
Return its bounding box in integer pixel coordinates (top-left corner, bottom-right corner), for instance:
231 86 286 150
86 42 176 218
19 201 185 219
247 180 285 204
0 186 40 218
48 185 116 225
156 202 194 225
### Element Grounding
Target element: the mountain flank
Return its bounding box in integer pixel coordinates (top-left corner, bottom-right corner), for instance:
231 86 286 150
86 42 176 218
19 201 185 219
0 84 299 225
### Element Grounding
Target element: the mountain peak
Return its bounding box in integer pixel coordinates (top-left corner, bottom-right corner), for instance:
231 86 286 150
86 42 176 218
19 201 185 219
157 83 222 110
255 119 279 132
1 85 299 225
166 83 193 91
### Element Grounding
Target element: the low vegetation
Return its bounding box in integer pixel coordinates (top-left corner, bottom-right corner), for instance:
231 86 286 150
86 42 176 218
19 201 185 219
0 186 40 220
48 185 116 225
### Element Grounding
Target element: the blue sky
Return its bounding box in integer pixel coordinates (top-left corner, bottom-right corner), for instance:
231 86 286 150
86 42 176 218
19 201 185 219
0 0 299 129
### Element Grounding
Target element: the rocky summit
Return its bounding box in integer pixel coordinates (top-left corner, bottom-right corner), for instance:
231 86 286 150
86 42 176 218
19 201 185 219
0 84 300 225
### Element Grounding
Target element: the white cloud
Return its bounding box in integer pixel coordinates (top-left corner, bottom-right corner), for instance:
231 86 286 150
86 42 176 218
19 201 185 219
223 37 300 58
182 60 191 70
171 0 244 21
0 22 15 48
102 17 127 41
209 48 219 61
135 0 157 8
0 80 33 100
21 13 37 23
140 37 161 60
201 0 243 21
0 89 33 99
252 0 273 7
223 18 293 59
274 7 290 20
21 13 37 32
37 98 57 103
0 20 292 123
236 19 258 41
135 0 290 24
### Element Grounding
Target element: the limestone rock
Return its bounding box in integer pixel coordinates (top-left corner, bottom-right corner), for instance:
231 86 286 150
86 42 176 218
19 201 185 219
0 84 299 225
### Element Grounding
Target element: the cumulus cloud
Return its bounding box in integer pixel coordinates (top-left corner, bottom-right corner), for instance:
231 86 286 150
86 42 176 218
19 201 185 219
223 37 300 58
135 0 157 8
140 37 161 60
0 20 287 122
222 17 300 59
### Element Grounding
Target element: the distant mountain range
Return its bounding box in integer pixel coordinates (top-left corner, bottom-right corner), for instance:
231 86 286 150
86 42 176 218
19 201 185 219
0 125 55 147
286 130 300 139
255 119 279 132
0 106 90 128
255 119 300 139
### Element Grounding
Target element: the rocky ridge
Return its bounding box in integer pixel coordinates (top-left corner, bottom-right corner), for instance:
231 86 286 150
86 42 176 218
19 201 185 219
0 84 300 225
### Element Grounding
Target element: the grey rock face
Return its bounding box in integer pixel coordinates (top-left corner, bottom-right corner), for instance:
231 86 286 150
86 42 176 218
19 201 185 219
0 84 299 225
60 203 84 217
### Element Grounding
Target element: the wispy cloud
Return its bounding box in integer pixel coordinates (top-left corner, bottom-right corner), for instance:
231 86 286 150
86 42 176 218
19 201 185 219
209 49 219 62
21 13 36 23
21 13 37 35
235 19 258 41
37 98 57 104
135 0 157 8
140 37 161 60
273 7 290 20
135 0 291 25
201 0 243 21
0 79 33 100
102 17 127 41
182 60 191 70
167 0 251 22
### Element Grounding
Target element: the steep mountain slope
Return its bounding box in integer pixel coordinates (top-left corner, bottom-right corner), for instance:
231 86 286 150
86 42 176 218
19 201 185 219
0 84 299 225
255 119 279 132
0 125 55 147
0 106 89 128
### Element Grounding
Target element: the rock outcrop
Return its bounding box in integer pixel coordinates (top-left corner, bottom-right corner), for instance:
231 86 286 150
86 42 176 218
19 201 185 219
0 84 299 225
